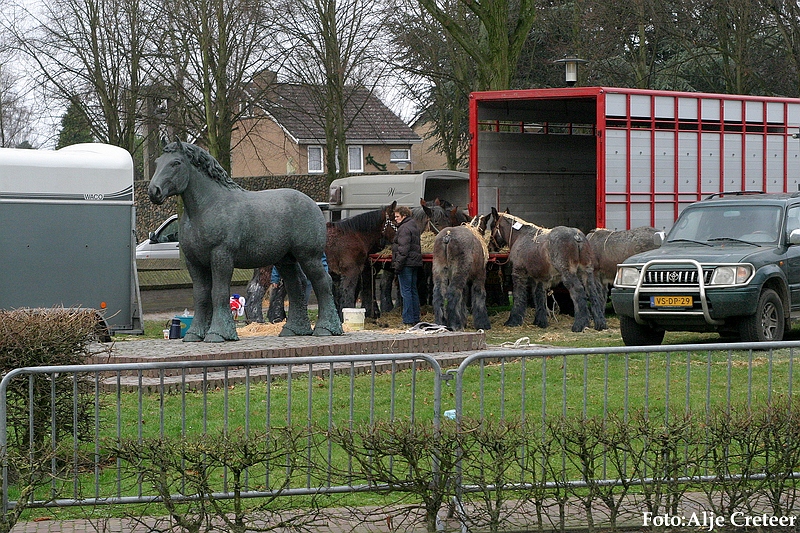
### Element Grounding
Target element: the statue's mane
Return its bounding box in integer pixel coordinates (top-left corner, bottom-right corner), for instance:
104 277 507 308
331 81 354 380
164 142 243 191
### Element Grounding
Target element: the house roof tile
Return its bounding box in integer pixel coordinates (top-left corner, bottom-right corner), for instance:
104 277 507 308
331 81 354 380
263 84 420 145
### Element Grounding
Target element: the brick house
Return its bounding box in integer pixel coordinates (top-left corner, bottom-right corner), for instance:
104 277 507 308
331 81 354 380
231 80 422 178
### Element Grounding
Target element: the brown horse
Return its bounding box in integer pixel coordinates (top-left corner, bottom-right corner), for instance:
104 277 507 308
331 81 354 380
244 202 397 322
587 226 659 302
431 213 494 331
490 208 606 332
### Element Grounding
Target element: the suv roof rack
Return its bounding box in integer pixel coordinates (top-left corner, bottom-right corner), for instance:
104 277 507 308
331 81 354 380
704 191 766 200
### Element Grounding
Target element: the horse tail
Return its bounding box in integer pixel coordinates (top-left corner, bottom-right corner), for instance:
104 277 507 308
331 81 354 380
573 231 594 267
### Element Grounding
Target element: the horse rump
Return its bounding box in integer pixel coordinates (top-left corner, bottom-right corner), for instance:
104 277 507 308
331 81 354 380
432 225 491 331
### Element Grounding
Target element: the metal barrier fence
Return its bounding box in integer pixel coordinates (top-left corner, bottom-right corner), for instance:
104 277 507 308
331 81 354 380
2 341 799 515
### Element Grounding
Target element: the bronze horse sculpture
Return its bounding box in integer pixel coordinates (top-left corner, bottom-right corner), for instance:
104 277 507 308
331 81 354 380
490 208 607 332
431 212 495 331
147 140 342 341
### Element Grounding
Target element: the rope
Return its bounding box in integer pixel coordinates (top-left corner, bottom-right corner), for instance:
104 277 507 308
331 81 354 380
500 336 531 348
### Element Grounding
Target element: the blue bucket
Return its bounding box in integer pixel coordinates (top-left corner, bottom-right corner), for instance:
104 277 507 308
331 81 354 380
175 315 193 338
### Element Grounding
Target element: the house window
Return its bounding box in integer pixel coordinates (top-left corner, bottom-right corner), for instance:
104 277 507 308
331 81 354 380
308 146 323 173
390 149 410 162
348 146 363 173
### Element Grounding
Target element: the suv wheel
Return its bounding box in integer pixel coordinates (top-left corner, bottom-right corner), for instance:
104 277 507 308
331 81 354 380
620 315 666 346
739 289 784 342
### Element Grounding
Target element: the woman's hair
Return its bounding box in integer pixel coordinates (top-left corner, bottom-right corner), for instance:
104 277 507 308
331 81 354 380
395 205 412 218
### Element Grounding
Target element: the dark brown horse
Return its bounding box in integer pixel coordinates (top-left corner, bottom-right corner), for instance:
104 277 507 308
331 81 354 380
490 208 606 332
245 202 397 322
587 226 659 302
431 213 494 331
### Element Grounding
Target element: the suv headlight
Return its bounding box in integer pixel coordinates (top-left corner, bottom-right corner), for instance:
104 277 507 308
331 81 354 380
615 266 641 287
709 265 753 285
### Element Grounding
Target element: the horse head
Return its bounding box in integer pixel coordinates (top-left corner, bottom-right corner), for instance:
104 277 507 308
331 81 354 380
381 201 398 241
490 207 511 249
147 138 191 205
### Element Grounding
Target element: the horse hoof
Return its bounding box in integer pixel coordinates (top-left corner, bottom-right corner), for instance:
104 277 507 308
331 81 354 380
183 333 204 342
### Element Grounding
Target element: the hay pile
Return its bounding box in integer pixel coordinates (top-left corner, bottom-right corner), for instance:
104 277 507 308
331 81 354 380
236 320 390 337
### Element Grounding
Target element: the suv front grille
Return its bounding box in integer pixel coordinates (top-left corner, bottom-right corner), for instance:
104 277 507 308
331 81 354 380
642 269 713 286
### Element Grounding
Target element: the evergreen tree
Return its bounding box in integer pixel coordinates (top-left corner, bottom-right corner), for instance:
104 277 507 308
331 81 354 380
56 101 93 149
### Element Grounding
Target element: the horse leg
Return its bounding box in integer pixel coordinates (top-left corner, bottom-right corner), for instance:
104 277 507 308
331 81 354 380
445 278 467 331
432 273 446 326
204 255 239 342
586 271 608 331
470 278 491 330
379 268 395 313
505 270 529 327
360 264 380 319
184 262 213 342
301 256 343 337
277 262 313 336
561 271 591 332
532 282 550 328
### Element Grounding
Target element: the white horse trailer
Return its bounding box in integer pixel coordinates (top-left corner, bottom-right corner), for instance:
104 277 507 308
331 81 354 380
326 169 469 221
0 143 143 336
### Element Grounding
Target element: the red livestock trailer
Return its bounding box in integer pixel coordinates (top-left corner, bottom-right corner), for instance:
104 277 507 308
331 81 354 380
469 87 800 232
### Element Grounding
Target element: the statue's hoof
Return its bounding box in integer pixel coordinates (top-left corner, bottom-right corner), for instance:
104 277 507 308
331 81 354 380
279 325 312 337
183 333 204 342
313 325 342 336
204 332 237 343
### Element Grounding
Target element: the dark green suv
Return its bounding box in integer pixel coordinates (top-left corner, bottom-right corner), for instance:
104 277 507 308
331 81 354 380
611 192 800 346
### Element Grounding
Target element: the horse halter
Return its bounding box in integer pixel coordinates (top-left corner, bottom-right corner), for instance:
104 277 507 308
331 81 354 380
382 217 398 235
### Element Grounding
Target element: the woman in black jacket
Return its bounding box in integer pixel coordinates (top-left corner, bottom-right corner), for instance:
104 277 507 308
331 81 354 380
392 205 423 325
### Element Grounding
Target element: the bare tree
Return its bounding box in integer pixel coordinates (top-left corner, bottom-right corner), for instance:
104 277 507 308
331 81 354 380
416 0 537 92
0 63 34 147
760 0 800 96
148 0 279 174
387 0 473 169
272 0 388 182
10 0 150 157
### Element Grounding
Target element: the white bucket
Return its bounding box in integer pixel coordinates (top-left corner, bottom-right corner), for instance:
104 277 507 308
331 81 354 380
342 307 366 331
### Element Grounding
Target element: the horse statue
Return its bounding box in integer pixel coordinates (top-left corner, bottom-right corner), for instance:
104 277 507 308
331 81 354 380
431 212 495 331
587 226 659 302
490 208 607 332
244 203 397 322
147 139 342 341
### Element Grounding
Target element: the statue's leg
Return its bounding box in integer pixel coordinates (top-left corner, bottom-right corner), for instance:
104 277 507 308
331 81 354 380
302 255 343 337
204 254 239 342
184 262 212 342
277 262 313 336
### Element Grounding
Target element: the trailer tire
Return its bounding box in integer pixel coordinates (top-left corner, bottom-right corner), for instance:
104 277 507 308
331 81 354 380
739 289 784 342
620 315 665 346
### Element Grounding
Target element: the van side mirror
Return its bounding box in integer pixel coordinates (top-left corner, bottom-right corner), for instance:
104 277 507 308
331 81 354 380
653 231 665 246
790 229 800 245
148 231 157 243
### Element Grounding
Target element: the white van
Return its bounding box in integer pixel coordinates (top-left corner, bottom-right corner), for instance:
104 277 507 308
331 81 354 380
327 170 469 221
